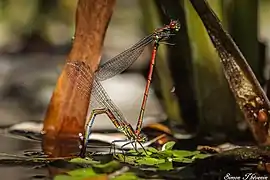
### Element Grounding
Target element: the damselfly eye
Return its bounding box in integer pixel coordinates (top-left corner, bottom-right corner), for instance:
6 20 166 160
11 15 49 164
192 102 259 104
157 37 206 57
170 23 175 28
170 22 180 32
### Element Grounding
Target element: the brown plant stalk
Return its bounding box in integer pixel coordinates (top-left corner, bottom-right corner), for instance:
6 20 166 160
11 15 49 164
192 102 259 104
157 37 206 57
42 0 116 157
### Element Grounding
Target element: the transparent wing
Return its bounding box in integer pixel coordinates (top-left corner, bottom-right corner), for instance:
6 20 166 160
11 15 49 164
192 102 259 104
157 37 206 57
95 34 153 81
65 61 128 125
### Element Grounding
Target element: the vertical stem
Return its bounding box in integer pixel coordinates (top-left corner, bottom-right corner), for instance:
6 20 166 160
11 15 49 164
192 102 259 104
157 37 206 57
185 0 237 135
228 0 260 82
42 0 116 157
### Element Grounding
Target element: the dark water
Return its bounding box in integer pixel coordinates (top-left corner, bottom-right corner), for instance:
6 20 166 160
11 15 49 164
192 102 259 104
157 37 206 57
0 130 118 180
0 133 49 180
0 129 269 180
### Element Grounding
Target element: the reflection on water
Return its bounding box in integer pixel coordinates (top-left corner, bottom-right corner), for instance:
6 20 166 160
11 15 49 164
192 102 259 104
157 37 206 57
0 133 41 154
0 131 117 179
0 167 47 180
0 133 48 180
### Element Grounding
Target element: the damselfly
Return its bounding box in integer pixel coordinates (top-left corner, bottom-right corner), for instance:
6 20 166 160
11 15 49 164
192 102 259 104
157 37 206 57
66 20 180 155
96 20 180 136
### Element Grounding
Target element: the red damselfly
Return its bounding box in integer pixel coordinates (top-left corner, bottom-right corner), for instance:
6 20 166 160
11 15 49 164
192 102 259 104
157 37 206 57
96 20 180 136
95 19 180 81
65 20 180 155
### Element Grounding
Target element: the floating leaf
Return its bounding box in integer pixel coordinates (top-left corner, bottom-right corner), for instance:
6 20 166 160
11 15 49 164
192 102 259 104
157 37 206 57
173 150 200 158
54 161 121 180
114 154 125 161
112 172 138 180
136 157 165 166
54 168 99 180
162 141 176 151
93 160 121 173
192 153 211 159
172 157 194 163
147 147 158 153
82 174 108 180
127 149 138 155
53 175 75 180
157 161 173 171
159 150 174 157
68 168 96 177
127 149 150 156
54 174 108 180
69 157 100 165
115 154 138 165
114 144 211 169
140 150 150 156
54 175 79 180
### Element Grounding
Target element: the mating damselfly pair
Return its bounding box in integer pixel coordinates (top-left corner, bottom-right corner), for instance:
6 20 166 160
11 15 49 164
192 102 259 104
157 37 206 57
63 0 270 157
64 19 181 155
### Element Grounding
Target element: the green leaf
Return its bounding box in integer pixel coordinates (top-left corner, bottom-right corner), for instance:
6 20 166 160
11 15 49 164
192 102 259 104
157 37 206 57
173 150 200 158
159 150 174 157
112 172 138 180
162 141 176 151
172 157 194 163
150 150 173 159
158 161 173 171
136 157 165 166
69 157 100 165
93 160 121 173
54 175 79 180
114 154 125 161
192 153 211 159
147 147 158 153
115 154 138 165
127 148 149 156
54 174 107 180
67 168 96 177
127 149 138 155
141 150 150 156
54 168 99 180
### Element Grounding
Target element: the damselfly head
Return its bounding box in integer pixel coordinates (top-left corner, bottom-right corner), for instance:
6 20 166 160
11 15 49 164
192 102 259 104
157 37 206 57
169 20 181 32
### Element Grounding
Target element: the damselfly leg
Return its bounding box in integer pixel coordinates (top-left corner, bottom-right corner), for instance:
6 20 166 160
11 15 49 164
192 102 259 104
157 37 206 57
120 140 147 154
81 107 124 154
110 139 146 162
109 139 134 155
